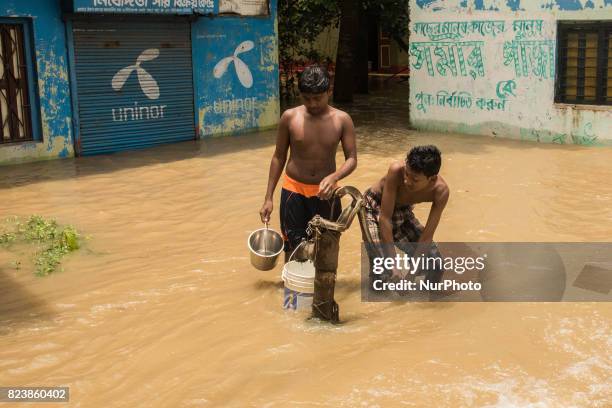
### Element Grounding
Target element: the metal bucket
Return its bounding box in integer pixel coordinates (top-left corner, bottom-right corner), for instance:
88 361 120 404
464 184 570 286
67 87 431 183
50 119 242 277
247 227 284 271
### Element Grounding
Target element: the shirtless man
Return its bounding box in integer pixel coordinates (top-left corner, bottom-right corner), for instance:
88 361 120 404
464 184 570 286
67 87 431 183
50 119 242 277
363 145 449 282
260 65 357 259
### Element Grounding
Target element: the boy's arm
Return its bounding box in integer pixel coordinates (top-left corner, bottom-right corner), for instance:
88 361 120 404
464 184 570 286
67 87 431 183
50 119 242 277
418 185 449 243
378 163 404 279
318 112 357 199
379 163 402 249
411 186 449 276
260 111 291 223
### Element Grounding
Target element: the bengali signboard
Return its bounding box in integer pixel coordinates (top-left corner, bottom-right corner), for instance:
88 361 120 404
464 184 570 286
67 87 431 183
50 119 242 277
72 0 216 14
218 0 268 16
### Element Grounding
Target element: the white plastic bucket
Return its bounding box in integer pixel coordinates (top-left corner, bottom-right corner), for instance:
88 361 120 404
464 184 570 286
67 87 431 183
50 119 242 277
282 260 315 310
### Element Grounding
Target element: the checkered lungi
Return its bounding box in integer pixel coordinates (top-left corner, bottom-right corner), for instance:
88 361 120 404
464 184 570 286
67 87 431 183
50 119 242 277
363 188 424 245
362 188 443 283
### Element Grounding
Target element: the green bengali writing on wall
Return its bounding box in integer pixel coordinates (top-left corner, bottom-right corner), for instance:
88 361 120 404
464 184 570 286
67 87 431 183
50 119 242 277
410 19 552 79
410 41 486 79
415 90 508 113
414 0 612 12
410 7 612 146
410 1 612 145
413 19 544 41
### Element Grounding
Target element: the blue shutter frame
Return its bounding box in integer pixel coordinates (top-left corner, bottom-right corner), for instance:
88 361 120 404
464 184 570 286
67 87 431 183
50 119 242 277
71 19 196 155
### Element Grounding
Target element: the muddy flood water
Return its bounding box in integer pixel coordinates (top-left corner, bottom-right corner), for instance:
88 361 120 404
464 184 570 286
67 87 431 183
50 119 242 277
1 82 611 407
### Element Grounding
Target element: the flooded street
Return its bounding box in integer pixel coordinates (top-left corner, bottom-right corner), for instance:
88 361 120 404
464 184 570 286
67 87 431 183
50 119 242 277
1 82 611 407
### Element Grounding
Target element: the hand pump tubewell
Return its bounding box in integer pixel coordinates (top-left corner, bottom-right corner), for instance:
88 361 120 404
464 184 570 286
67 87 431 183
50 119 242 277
294 186 374 323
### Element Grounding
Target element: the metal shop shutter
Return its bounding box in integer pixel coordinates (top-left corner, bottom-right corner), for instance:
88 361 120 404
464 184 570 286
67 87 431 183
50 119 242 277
72 20 195 155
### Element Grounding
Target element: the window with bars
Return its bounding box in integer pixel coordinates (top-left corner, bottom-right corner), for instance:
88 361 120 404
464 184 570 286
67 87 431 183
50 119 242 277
0 22 34 144
556 21 612 106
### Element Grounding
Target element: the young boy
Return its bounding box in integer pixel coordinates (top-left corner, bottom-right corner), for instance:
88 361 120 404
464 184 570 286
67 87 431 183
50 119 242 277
363 145 449 282
260 65 357 259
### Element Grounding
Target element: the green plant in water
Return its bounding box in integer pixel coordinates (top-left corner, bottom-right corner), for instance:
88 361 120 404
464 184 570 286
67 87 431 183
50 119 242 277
0 232 16 244
0 215 82 276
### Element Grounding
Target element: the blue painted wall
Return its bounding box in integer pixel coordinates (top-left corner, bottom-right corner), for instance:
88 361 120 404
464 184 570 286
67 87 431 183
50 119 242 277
193 0 279 137
0 0 74 164
1 0 279 164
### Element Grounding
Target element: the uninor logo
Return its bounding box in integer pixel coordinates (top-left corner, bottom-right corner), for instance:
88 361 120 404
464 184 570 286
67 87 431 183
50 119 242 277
213 40 254 89
112 49 160 100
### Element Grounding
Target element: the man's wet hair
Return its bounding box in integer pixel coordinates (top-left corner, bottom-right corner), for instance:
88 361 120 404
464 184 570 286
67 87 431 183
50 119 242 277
298 65 330 94
406 145 441 177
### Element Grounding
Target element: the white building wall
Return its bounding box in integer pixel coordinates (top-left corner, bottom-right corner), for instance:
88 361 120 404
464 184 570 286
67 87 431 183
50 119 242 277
409 0 612 145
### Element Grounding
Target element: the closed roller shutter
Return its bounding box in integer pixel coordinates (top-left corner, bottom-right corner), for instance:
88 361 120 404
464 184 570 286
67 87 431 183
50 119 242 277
72 19 195 155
